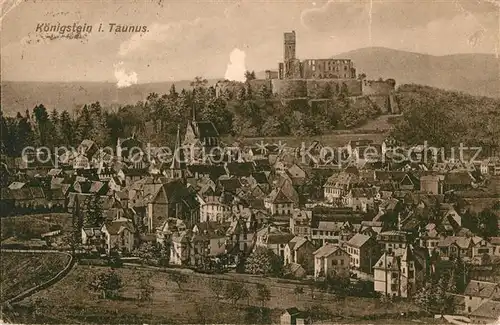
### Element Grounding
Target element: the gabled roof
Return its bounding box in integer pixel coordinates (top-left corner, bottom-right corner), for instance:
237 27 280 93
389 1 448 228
464 280 499 298
226 162 254 177
444 172 475 185
288 236 310 251
347 233 372 248
469 300 500 320
268 188 293 204
313 243 346 258
190 120 220 138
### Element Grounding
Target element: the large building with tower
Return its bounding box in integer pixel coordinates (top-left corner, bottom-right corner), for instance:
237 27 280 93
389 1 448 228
276 31 356 80
215 31 400 114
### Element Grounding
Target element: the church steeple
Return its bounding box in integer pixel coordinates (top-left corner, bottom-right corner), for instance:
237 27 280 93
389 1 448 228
192 103 197 122
168 124 186 180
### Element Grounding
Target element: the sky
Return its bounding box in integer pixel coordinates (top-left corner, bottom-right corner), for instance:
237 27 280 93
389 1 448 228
1 0 499 85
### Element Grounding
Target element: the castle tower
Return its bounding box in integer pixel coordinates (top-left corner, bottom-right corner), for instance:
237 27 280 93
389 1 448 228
284 31 296 61
167 124 186 180
283 31 301 79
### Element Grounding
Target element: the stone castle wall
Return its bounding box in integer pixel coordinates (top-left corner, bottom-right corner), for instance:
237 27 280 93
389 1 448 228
216 78 398 114
361 79 396 96
306 79 362 98
270 79 308 98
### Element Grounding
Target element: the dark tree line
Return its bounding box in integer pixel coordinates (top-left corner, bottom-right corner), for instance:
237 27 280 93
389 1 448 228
1 77 380 156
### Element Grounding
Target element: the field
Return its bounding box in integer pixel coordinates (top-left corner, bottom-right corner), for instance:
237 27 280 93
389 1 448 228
5 264 429 324
0 252 71 302
1 213 73 241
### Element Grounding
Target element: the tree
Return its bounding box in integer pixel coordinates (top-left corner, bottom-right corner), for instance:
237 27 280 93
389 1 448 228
476 209 499 238
136 271 154 303
413 276 456 314
245 70 256 82
255 283 271 307
75 105 93 144
85 195 104 227
208 278 225 300
89 269 123 299
59 110 74 145
33 104 50 146
244 247 283 276
225 282 250 305
168 272 188 290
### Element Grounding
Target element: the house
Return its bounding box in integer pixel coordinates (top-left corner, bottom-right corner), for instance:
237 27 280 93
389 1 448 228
226 217 257 255
313 243 350 278
101 218 136 254
480 157 500 176
81 227 105 250
472 237 497 261
280 307 309 325
146 180 199 232
323 172 359 203
170 230 209 266
444 172 476 192
346 233 381 273
419 223 442 255
290 209 312 237
197 188 232 223
284 236 316 274
373 247 424 298
310 207 364 245
437 236 474 260
469 301 500 324
192 222 228 256
265 188 294 215
255 225 294 260
464 280 500 314
343 187 379 212
377 230 409 255
183 110 220 158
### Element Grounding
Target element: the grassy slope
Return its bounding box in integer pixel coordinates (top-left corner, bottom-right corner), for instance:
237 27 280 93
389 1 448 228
1 213 73 241
14 265 422 324
0 252 71 302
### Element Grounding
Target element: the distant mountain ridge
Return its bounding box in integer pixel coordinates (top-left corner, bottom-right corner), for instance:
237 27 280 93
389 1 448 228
333 47 499 98
1 47 499 115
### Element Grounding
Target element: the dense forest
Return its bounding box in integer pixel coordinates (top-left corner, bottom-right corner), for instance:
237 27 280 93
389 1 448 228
1 79 499 157
392 84 500 153
0 76 378 155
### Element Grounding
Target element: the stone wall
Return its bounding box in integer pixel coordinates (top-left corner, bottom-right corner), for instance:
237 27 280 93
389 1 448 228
361 79 396 96
306 79 362 98
271 79 308 98
248 79 273 94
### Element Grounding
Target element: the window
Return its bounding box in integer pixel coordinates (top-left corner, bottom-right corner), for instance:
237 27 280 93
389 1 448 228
408 270 414 278
332 260 338 266
341 259 344 265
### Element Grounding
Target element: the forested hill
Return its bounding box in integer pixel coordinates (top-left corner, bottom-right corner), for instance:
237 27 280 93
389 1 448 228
391 84 500 151
1 78 499 158
2 48 500 115
333 47 500 99
0 79 219 116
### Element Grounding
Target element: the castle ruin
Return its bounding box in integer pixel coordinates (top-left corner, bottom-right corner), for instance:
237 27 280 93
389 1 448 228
215 31 400 114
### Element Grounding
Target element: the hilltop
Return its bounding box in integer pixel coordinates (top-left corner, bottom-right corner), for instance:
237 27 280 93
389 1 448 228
0 79 220 116
1 47 499 115
334 47 499 99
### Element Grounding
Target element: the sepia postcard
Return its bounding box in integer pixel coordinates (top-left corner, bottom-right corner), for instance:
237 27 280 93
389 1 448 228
1 0 499 324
